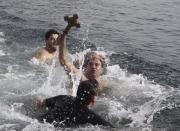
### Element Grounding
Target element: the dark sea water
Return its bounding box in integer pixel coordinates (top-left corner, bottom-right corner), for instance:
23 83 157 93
0 0 180 131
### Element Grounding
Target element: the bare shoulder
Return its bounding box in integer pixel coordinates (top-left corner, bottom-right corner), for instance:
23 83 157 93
35 48 52 63
98 79 113 96
99 79 111 90
80 77 110 89
36 48 47 56
80 74 88 81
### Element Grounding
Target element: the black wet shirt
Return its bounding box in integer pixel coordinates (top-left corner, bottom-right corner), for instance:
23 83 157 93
38 95 113 128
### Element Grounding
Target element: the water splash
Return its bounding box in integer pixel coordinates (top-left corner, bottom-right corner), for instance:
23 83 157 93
0 102 32 123
70 49 90 96
22 121 55 131
30 48 69 97
0 32 5 43
96 64 175 129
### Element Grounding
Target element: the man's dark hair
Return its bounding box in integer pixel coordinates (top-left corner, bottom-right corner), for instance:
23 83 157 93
76 79 98 106
45 29 59 40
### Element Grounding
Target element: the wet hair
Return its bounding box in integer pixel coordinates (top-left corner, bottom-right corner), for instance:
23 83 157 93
76 79 98 106
45 29 60 40
83 51 107 74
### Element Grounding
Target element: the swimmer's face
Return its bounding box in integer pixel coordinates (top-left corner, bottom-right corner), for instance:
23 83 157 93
46 34 59 47
85 57 103 79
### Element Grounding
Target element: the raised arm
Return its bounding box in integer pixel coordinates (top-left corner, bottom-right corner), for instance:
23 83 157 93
58 25 78 74
58 14 81 77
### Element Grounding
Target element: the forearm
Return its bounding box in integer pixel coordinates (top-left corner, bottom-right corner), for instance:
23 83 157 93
59 33 68 65
59 25 77 73
59 38 72 74
58 24 71 64
63 25 71 35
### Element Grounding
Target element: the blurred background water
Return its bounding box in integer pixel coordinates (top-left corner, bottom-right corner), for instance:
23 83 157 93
0 0 180 130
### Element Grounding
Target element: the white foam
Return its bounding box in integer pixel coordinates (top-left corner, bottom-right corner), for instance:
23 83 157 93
106 65 164 98
0 50 5 56
0 38 5 43
22 121 55 131
0 124 18 130
0 41 175 130
29 57 41 65
96 97 131 128
0 32 6 56
70 50 90 96
30 63 69 97
101 64 174 127
0 32 5 43
0 32 4 36
0 102 32 122
3 65 35 80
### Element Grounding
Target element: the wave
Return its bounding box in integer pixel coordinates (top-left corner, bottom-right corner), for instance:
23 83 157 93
0 10 27 23
110 52 180 88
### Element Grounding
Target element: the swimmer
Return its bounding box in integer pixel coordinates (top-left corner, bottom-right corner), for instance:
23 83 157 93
35 29 60 63
58 24 110 92
37 79 113 128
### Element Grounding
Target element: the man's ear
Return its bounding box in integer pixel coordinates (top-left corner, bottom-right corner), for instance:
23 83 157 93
88 96 96 109
91 96 96 106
